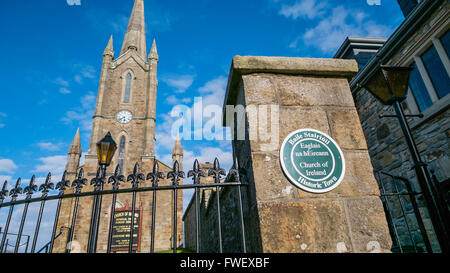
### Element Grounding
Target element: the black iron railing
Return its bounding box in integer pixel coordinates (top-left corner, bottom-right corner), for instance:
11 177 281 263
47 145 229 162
0 157 247 254
375 171 432 253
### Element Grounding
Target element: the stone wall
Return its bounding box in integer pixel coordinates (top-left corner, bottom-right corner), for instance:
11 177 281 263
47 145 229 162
184 178 248 253
184 56 392 253
351 1 449 252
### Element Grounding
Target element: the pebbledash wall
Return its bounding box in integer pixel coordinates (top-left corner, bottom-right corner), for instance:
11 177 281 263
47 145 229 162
336 0 449 252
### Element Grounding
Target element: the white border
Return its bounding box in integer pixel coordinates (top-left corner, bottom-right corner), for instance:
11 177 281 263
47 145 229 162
280 128 346 194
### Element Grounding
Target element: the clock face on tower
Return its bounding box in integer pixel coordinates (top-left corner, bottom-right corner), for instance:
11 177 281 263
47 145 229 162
116 110 133 124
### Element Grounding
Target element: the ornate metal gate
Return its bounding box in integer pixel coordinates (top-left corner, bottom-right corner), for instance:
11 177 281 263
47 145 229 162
0 158 247 253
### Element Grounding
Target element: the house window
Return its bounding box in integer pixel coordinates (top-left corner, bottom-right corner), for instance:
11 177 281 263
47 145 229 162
118 136 126 174
440 30 450 57
124 73 132 103
420 45 450 99
409 62 433 112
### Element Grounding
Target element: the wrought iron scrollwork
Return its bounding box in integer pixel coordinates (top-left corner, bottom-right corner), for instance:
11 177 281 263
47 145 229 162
72 168 88 194
208 158 226 184
0 180 8 203
168 160 184 186
188 159 206 184
91 167 106 191
147 161 165 187
39 173 54 198
10 178 23 201
127 163 144 188
108 164 125 191
56 171 70 195
24 175 38 199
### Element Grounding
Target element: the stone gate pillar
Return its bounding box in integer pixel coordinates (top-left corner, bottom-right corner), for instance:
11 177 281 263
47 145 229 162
223 56 392 253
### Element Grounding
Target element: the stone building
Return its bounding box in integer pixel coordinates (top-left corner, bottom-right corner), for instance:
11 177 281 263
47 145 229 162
184 55 393 253
335 0 449 252
52 0 183 253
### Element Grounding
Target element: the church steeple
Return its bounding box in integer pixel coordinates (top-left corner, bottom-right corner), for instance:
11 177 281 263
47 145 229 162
120 0 147 59
66 128 82 179
172 131 183 170
69 128 82 155
149 39 158 61
103 35 114 58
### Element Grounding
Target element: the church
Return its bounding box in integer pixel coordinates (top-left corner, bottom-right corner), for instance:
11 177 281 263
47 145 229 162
52 0 184 253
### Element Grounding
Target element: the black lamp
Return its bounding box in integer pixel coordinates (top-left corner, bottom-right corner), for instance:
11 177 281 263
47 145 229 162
363 65 450 253
96 132 117 167
364 65 413 105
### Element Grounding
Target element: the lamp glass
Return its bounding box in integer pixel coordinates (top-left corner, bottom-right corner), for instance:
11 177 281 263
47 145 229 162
96 132 117 166
365 69 392 104
382 66 412 98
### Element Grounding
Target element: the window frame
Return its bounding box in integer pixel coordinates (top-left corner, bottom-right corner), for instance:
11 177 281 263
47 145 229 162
396 20 450 120
121 69 136 105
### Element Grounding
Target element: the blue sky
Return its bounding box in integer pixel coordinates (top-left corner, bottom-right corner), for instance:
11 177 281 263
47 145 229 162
0 0 404 251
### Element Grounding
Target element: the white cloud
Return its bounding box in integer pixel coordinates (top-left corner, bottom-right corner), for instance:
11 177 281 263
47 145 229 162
74 75 83 84
36 142 64 152
79 65 96 79
0 113 6 128
161 74 195 93
290 5 392 54
0 175 12 183
0 159 17 174
279 0 327 20
53 78 69 87
198 76 228 95
156 131 177 151
62 92 96 132
53 78 71 94
165 95 192 105
33 155 67 177
196 75 228 107
59 87 71 94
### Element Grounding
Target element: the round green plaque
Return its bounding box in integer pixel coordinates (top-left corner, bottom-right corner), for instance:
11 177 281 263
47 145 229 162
280 129 345 193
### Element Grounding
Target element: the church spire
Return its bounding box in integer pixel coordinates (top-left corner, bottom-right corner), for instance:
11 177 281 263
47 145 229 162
103 35 114 58
69 128 82 155
149 39 158 60
120 0 147 59
172 131 183 156
172 131 183 170
66 128 82 180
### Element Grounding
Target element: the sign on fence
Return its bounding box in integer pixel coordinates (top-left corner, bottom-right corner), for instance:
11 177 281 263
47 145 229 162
110 204 142 252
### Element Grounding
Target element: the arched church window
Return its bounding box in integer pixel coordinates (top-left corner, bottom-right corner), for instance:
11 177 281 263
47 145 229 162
118 136 126 174
124 73 132 103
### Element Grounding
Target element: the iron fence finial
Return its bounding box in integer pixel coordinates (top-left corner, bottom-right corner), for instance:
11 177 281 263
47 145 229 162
72 168 87 194
56 171 70 195
208 158 226 184
127 162 144 188
10 178 23 201
147 161 165 187
91 167 106 191
24 175 38 199
39 173 54 198
168 160 184 186
108 164 125 190
188 159 205 185
0 180 8 203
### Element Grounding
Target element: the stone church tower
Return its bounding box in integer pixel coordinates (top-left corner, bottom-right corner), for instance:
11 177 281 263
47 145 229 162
53 0 184 253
